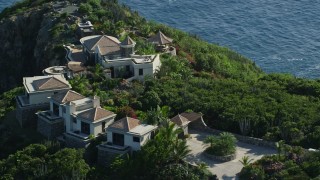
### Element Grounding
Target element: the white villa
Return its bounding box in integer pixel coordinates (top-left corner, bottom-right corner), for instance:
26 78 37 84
37 89 117 147
97 117 157 165
64 96 116 144
16 75 71 127
80 35 161 80
37 90 85 139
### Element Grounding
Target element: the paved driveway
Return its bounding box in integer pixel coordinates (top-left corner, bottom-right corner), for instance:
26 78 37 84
185 130 276 180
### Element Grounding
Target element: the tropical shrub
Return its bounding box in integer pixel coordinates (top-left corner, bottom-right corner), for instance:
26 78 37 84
203 132 237 156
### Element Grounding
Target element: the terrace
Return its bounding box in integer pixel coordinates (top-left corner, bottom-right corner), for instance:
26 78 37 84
37 110 62 122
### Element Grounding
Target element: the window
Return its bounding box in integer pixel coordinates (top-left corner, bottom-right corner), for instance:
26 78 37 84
81 121 90 135
126 65 130 72
139 69 143 76
133 136 140 142
53 103 59 116
54 92 58 94
73 117 77 123
102 122 106 132
113 133 124 146
151 131 155 139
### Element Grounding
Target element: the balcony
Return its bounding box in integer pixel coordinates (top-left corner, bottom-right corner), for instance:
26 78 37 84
16 95 30 106
38 110 63 123
98 142 131 154
66 131 90 140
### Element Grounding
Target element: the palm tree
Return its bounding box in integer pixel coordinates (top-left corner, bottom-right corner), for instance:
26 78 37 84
276 140 285 158
172 139 191 163
203 135 217 149
153 123 191 164
239 156 253 167
196 162 209 172
219 132 237 154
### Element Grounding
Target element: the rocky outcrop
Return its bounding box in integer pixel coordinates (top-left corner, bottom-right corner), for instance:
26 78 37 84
0 5 64 93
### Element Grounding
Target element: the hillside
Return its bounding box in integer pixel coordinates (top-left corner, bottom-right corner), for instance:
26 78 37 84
0 0 320 179
0 0 319 149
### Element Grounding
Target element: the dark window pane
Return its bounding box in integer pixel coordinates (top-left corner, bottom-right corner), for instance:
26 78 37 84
133 136 140 142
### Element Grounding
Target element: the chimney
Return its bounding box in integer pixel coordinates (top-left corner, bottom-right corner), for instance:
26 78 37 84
93 96 100 108
67 101 76 114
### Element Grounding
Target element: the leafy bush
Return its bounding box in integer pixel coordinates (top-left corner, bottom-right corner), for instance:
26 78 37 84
203 132 237 156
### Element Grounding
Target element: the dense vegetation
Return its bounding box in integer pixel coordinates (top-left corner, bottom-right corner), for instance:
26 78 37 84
59 0 320 149
203 133 237 156
0 0 320 178
239 142 320 179
0 124 214 179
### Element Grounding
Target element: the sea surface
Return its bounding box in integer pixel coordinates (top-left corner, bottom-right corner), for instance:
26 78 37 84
120 0 320 79
1 0 320 78
0 0 19 12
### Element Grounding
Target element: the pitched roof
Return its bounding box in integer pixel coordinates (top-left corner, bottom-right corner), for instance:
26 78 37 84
67 61 86 73
120 36 135 46
148 31 173 45
109 117 141 132
32 77 70 91
51 90 85 104
77 107 115 122
171 114 190 126
83 35 121 55
180 112 203 122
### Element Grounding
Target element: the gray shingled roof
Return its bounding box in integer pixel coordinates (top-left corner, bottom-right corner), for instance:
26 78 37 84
109 117 141 132
148 31 173 45
51 90 85 104
120 36 135 46
180 112 203 122
171 114 190 126
32 77 69 91
83 35 121 55
77 107 115 122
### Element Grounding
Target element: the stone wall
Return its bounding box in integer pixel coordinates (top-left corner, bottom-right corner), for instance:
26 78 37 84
191 126 276 149
189 117 207 130
64 133 90 148
203 151 236 162
16 98 49 128
37 116 64 140
97 145 130 167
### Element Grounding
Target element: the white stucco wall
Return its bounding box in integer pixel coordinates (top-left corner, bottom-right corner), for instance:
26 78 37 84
152 54 161 73
29 91 55 104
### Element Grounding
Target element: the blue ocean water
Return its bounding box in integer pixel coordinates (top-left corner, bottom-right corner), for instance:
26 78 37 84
120 0 320 79
1 1 319 78
0 0 19 12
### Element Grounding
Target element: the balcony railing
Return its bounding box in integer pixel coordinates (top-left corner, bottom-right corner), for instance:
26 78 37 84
99 142 130 151
66 131 90 140
38 111 62 122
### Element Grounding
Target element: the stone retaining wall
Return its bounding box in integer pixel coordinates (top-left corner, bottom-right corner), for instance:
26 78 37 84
64 133 90 148
16 98 49 128
203 151 236 162
37 116 64 140
97 146 129 167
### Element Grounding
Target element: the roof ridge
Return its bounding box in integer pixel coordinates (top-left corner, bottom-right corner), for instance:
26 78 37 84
106 35 121 45
92 36 104 50
126 117 130 130
61 90 70 102
94 107 98 121
38 77 53 90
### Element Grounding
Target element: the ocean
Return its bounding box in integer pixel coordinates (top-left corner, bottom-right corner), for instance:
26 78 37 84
0 0 19 12
1 0 320 78
120 0 320 79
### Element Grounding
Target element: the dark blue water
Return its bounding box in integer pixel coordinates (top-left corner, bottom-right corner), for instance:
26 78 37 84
0 0 19 12
120 0 320 78
1 1 319 78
